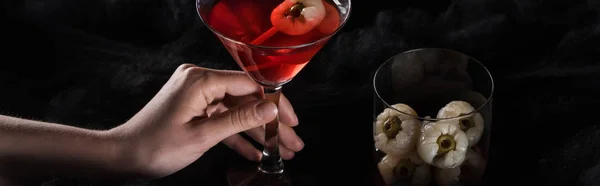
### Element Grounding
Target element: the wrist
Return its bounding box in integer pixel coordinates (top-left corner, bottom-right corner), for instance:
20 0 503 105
101 128 149 179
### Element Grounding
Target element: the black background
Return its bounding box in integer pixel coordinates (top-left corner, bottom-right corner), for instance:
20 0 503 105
2 0 600 185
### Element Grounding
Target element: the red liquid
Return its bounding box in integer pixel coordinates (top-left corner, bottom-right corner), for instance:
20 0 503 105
205 0 341 86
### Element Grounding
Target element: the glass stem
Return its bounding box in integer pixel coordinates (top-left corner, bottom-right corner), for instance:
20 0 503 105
258 86 284 174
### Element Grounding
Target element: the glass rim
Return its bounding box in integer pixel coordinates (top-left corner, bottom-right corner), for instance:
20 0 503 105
373 48 495 121
195 0 352 49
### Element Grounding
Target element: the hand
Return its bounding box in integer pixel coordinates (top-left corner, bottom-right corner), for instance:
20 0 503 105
108 64 304 178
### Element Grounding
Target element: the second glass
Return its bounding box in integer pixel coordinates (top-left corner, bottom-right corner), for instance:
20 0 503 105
372 48 494 186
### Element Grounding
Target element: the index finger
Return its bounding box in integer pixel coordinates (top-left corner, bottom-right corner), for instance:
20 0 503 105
179 64 298 126
179 65 261 104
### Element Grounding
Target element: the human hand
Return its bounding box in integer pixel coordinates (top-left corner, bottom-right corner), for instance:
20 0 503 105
108 64 304 178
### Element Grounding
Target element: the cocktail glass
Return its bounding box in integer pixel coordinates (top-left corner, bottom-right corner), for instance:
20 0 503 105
372 48 494 186
196 0 352 185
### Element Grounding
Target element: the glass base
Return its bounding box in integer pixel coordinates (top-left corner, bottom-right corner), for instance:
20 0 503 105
227 168 292 186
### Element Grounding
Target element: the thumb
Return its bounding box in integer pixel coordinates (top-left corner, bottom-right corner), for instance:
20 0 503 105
199 100 278 144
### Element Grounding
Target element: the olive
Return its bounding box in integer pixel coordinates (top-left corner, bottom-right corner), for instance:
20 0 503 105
288 3 304 18
458 114 475 131
436 134 456 155
382 116 403 138
393 158 416 180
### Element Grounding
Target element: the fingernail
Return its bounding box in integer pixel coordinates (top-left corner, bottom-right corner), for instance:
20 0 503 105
291 112 299 124
296 138 304 149
254 151 263 161
256 101 278 120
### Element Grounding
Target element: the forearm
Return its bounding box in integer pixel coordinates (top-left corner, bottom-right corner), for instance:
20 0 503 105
0 115 140 181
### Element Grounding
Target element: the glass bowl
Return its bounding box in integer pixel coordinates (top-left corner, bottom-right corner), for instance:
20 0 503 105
372 48 494 186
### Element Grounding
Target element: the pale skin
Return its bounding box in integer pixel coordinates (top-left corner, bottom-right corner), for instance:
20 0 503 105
0 64 304 183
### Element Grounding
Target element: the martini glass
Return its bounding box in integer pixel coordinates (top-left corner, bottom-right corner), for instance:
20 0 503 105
196 0 351 185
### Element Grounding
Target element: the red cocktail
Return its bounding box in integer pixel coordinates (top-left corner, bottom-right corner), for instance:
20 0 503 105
205 0 343 86
196 0 351 185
